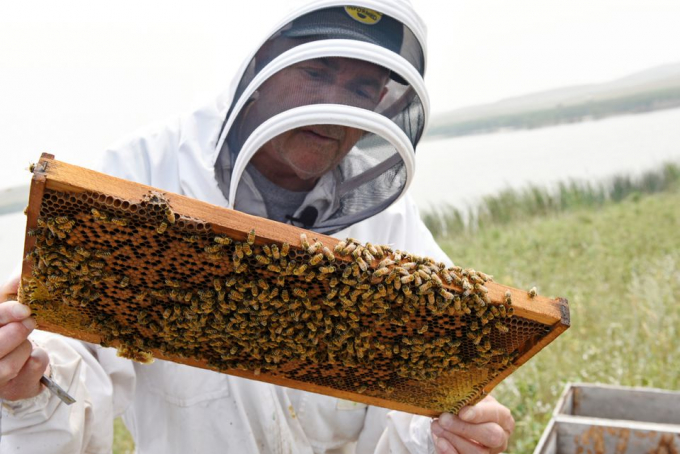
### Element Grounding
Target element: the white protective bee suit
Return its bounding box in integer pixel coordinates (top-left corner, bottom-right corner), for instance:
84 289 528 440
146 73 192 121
1 1 451 452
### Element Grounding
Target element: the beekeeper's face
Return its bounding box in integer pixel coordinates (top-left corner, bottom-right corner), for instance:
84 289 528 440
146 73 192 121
249 57 389 189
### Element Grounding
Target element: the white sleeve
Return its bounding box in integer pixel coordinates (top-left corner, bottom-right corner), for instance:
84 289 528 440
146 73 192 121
355 409 435 454
0 121 177 452
374 412 436 454
1 331 136 453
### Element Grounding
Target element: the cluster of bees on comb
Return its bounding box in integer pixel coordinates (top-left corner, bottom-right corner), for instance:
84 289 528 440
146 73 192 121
22 188 534 411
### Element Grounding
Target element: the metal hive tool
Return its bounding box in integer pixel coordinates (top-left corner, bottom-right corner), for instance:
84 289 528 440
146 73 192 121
19 153 570 416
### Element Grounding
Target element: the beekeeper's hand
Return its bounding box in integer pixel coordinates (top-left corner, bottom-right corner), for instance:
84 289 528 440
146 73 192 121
431 395 514 454
0 275 50 401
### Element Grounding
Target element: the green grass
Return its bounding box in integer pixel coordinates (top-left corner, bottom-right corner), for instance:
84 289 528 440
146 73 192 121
422 162 680 238
113 418 134 454
435 183 680 452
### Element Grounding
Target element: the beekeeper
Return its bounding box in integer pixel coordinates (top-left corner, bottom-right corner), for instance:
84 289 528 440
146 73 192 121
0 1 515 453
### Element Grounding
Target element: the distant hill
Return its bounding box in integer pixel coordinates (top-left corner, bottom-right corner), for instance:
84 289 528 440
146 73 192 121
426 62 680 139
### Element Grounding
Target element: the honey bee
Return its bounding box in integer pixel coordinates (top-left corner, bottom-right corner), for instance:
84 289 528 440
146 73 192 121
321 247 335 262
377 258 394 269
504 290 513 305
214 236 232 245
267 264 282 273
528 287 537 298
241 243 252 256
341 266 352 279
477 271 493 282
305 241 320 255
355 257 368 272
255 255 270 265
267 244 279 260
164 206 176 224
357 288 373 301
247 229 256 245
475 283 489 294
318 266 335 275
119 276 130 288
281 242 290 257
499 304 507 318
440 271 453 285
183 235 199 243
309 253 324 266
431 273 443 288
339 296 354 308
110 217 128 227
334 241 347 254
89 261 105 269
291 288 307 299
325 276 338 289
293 264 308 276
299 233 309 250
73 246 90 258
93 249 111 258
229 290 244 301
400 274 414 284
494 321 509 333
164 279 180 288
156 222 168 234
372 267 390 278
204 244 222 254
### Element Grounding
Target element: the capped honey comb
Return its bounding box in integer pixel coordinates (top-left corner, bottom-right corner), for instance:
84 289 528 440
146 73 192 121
19 154 569 416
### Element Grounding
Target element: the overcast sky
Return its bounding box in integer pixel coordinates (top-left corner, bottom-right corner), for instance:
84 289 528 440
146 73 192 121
1 0 679 191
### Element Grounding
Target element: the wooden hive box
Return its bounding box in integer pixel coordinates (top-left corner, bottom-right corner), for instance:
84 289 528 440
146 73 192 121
534 383 680 454
20 153 570 416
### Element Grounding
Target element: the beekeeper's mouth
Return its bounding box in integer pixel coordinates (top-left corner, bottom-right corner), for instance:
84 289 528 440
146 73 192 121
299 125 344 142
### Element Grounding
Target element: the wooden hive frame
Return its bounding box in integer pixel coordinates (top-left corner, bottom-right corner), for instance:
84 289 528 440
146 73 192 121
20 153 570 416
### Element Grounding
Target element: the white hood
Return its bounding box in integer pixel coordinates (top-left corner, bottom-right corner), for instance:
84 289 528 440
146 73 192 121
209 0 430 234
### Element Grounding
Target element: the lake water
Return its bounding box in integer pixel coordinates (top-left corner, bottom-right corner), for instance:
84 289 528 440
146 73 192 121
410 108 680 212
2 109 680 279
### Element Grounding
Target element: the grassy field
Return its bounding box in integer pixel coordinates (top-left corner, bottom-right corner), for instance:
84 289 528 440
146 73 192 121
432 167 680 451
113 164 680 453
113 418 134 454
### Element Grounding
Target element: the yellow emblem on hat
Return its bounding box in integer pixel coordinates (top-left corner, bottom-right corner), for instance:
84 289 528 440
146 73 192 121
344 6 382 25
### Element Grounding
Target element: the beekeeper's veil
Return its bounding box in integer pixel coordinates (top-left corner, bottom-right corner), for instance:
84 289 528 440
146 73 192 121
215 1 429 234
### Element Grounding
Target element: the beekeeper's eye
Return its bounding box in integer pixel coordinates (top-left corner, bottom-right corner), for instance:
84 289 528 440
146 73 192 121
302 67 327 81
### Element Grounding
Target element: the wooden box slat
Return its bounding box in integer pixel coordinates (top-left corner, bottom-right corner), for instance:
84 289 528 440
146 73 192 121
534 383 680 454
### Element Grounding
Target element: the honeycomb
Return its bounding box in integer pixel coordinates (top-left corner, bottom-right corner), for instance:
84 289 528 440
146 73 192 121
19 155 569 416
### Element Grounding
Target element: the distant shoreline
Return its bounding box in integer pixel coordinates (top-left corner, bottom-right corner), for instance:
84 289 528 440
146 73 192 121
426 87 680 140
